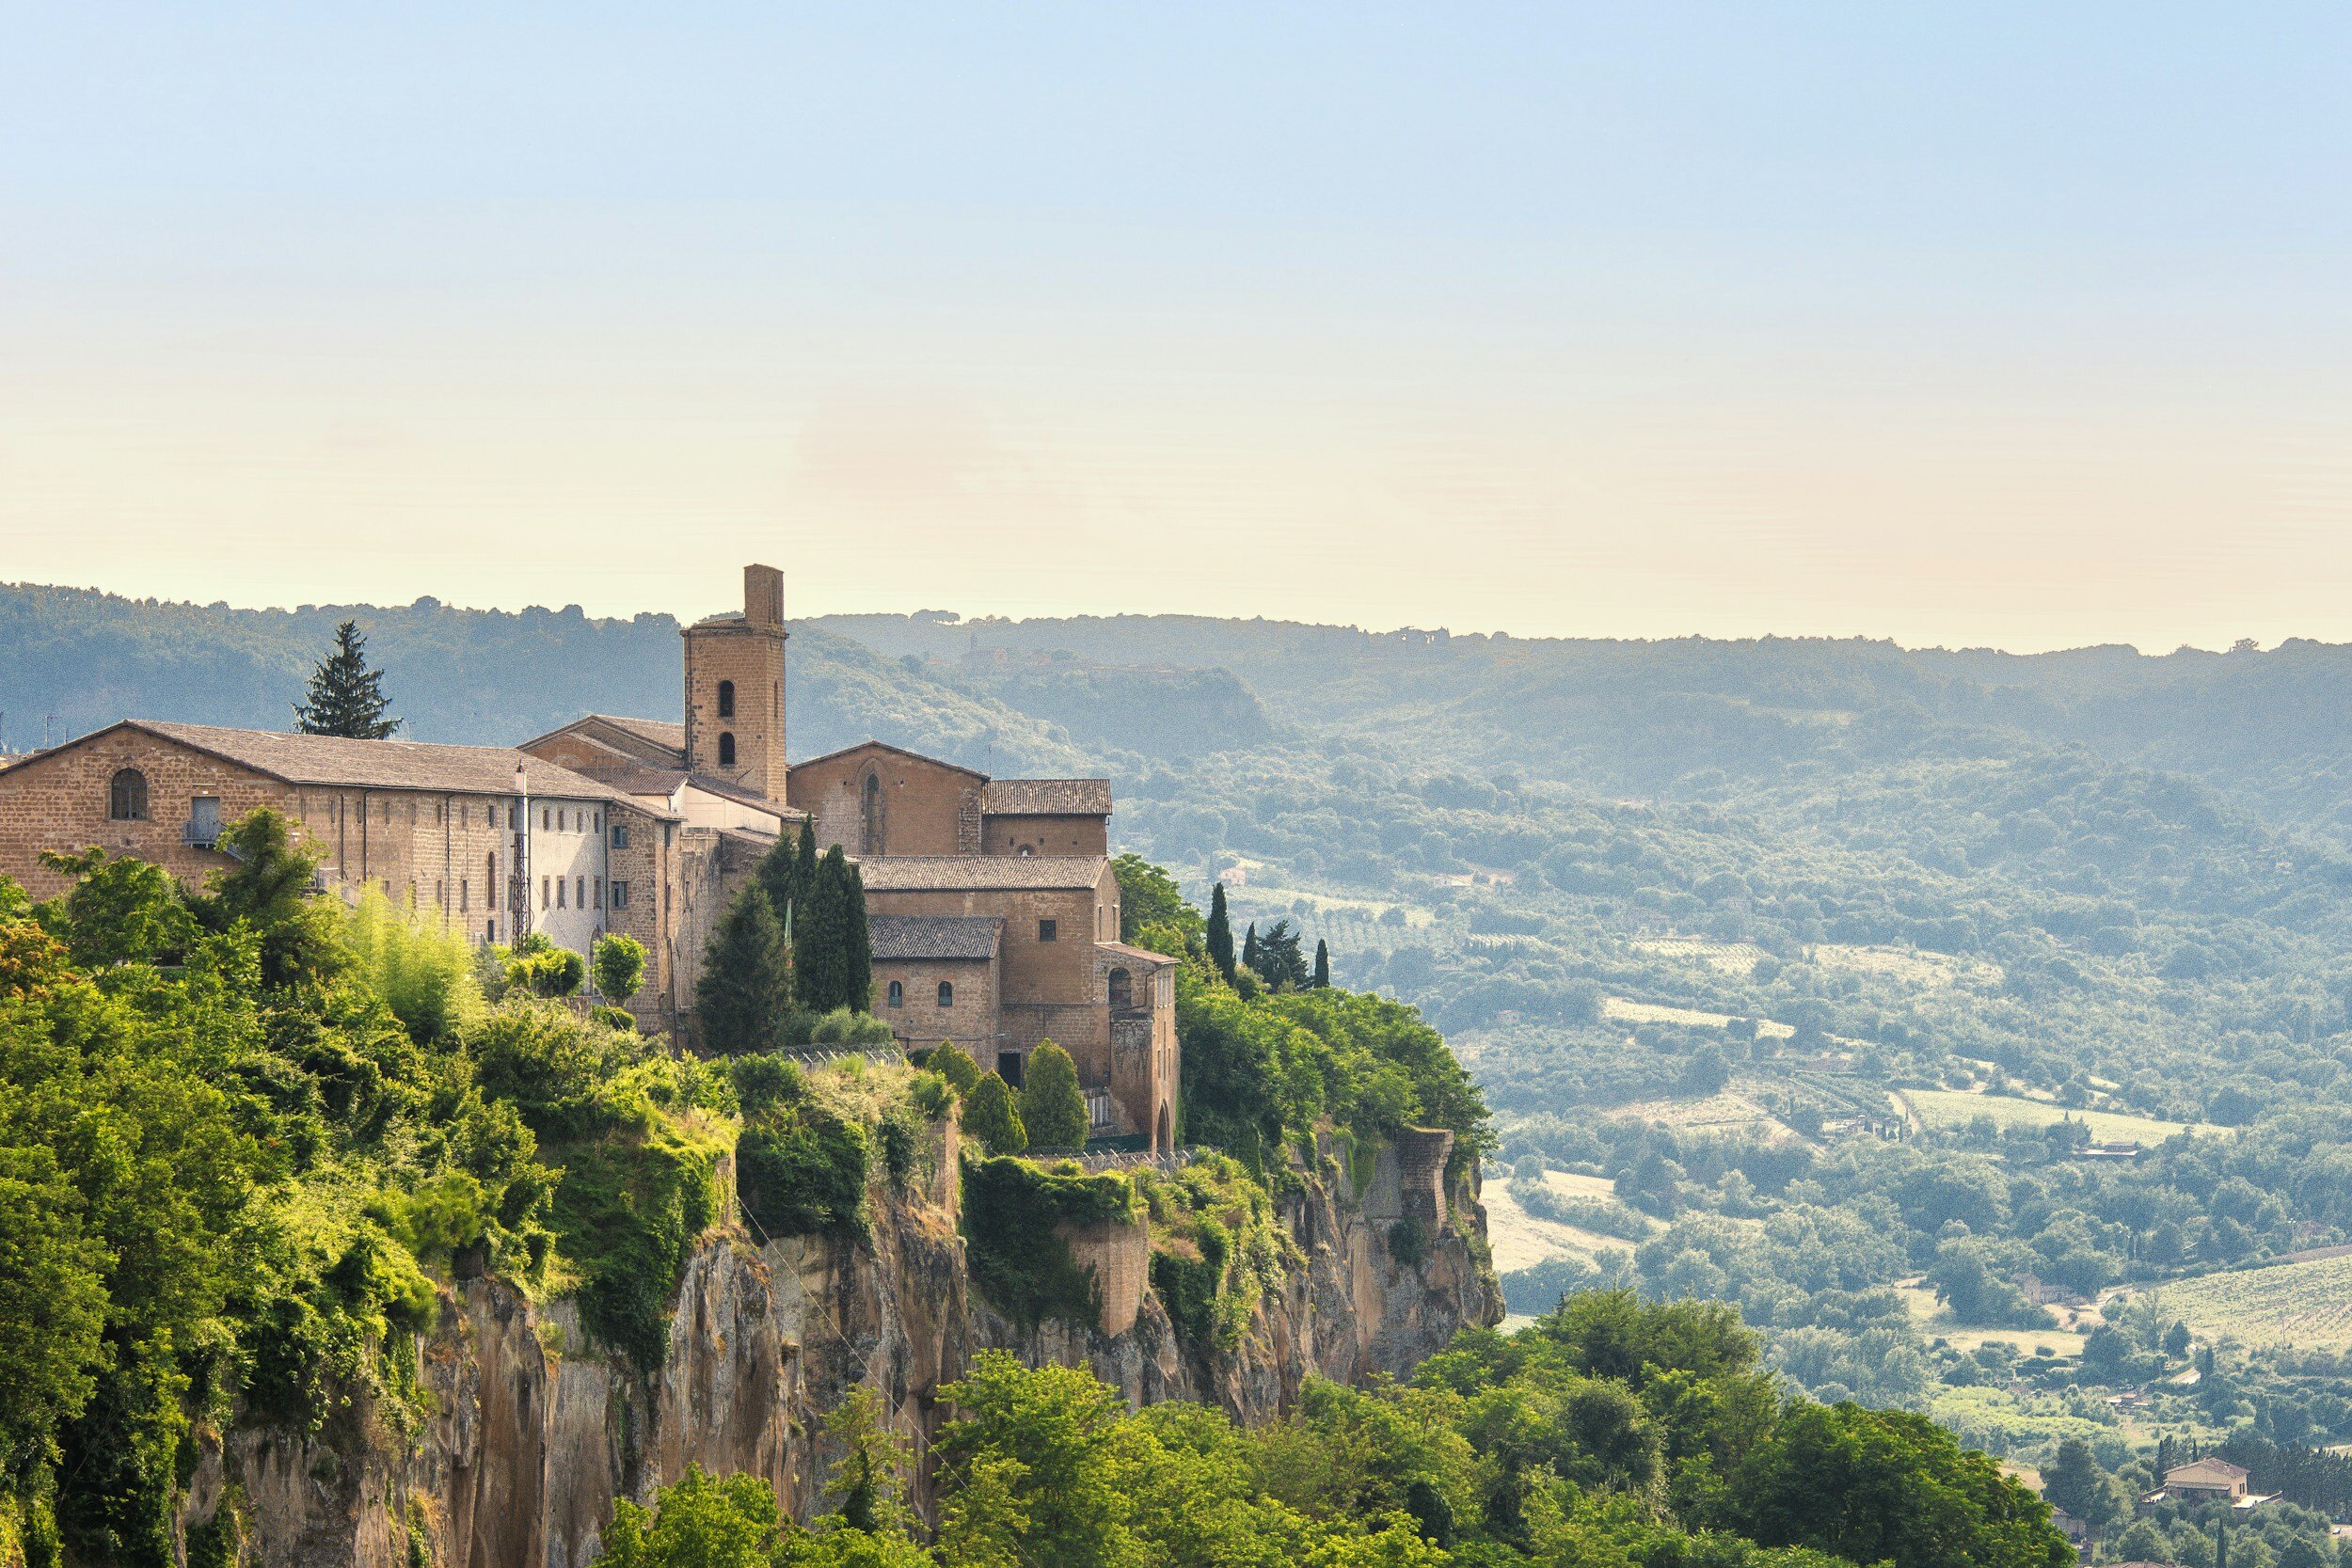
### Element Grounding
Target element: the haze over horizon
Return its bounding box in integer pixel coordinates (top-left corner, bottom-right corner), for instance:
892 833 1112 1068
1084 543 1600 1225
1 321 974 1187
5 5 2348 654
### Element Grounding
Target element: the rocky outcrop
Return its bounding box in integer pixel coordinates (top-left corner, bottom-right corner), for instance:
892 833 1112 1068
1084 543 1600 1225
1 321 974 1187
183 1137 1498 1568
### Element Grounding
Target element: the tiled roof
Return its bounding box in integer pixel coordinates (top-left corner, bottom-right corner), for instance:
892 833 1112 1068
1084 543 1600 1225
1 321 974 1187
981 778 1113 816
858 855 1107 892
1096 941 1176 968
583 714 686 759
869 914 1003 961
126 721 652 808
520 714 686 768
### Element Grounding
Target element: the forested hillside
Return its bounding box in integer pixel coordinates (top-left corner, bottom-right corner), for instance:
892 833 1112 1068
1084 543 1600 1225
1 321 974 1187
12 581 2352 1561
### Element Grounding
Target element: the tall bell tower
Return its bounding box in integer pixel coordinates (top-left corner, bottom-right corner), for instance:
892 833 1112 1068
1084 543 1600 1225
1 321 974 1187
683 564 787 804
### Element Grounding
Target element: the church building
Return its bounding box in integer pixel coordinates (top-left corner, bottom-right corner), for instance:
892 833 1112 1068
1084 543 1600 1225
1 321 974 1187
0 564 1179 1150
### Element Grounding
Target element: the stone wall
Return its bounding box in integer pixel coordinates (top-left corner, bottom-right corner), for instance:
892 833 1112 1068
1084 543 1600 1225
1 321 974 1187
785 744 983 858
875 954 999 1057
979 813 1109 858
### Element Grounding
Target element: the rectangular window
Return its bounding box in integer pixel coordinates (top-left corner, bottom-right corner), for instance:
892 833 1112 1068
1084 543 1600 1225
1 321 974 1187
594 879 603 910
487 854 498 909
460 879 469 911
1038 918 1057 942
612 823 630 849
436 879 444 906
612 880 630 910
509 804 518 829
486 919 498 942
436 800 445 825
558 878 567 909
576 875 585 909
595 812 602 832
541 876 549 910
542 807 550 830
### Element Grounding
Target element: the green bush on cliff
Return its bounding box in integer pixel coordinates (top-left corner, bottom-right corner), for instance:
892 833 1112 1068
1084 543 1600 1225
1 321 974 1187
961 1157 1139 1329
1138 1152 1291 1349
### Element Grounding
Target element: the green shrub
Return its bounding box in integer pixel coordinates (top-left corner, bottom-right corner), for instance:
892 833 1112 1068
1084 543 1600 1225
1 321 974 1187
809 1006 896 1047
930 1044 982 1097
593 932 646 1006
547 1117 727 1374
961 1157 1138 1328
962 1072 1026 1155
736 1104 869 1239
590 1003 638 1034
1019 1040 1089 1150
907 1069 955 1122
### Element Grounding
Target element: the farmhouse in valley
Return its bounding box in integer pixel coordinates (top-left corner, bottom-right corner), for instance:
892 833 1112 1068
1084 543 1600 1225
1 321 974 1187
0 564 1179 1149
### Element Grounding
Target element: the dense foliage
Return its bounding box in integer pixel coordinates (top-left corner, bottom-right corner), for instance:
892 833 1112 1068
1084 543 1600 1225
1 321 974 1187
590 1294 2072 1568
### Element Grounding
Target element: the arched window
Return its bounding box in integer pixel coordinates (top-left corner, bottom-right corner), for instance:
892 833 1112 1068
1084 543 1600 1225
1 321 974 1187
717 679 736 719
937 980 954 1007
108 768 149 821
861 770 884 857
1107 967 1133 1010
719 733 737 766
887 980 904 1007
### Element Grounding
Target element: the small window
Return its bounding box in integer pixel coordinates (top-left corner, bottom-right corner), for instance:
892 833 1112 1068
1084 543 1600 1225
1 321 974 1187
937 981 954 1007
719 733 737 766
575 876 584 909
107 768 150 820
612 880 630 909
486 919 498 943
556 878 566 909
593 878 602 910
1108 968 1133 1009
436 800 445 825
542 807 550 830
487 852 499 910
595 812 602 832
717 679 736 719
509 803 519 829
1038 919 1057 942
541 876 550 910
887 980 904 1008
460 879 469 911
612 823 630 849
436 879 445 906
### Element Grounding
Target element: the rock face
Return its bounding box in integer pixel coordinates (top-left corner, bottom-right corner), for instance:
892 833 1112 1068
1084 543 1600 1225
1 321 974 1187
185 1140 1499 1568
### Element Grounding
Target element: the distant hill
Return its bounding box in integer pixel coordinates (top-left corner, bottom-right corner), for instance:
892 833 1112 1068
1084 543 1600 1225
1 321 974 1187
10 578 2352 1132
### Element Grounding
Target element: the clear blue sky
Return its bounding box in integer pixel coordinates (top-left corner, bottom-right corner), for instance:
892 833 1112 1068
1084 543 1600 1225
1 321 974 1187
3 5 2347 649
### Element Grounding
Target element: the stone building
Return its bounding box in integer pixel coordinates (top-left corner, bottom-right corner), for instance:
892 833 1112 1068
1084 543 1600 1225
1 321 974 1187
0 564 1179 1148
0 720 691 1004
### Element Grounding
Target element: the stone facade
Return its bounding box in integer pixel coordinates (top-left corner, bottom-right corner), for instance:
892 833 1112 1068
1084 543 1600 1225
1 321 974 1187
787 742 985 858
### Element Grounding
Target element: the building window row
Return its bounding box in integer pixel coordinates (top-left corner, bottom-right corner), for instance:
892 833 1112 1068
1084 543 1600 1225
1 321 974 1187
883 979 956 1008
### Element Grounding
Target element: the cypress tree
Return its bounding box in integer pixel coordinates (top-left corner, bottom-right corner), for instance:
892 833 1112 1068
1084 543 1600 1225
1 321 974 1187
756 819 816 929
1020 1040 1089 1150
1312 939 1330 989
794 845 873 1013
294 620 399 738
962 1072 1027 1154
1206 882 1235 983
1242 923 1260 979
843 860 873 1011
700 884 789 1054
791 820 818 913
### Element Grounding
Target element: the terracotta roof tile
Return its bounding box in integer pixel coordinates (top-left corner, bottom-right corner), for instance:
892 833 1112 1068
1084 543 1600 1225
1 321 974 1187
869 914 1003 961
858 855 1107 892
981 778 1113 816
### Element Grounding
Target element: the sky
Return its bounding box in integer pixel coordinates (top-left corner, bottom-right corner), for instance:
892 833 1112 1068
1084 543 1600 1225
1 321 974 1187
2 4 2348 652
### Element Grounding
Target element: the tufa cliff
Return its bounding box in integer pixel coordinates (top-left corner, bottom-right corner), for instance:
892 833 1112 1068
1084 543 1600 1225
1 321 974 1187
182 1120 1500 1568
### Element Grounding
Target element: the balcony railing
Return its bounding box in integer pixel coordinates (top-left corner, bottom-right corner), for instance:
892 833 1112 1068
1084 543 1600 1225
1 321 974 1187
181 818 222 848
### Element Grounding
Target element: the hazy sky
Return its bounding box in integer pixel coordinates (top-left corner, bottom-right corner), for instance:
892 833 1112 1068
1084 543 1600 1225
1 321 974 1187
3 5 2347 651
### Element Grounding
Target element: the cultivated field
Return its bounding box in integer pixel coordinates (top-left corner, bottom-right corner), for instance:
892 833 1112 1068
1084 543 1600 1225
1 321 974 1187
1481 1170 1643 1274
2150 1254 2352 1352
1901 1088 2204 1146
1603 996 1794 1037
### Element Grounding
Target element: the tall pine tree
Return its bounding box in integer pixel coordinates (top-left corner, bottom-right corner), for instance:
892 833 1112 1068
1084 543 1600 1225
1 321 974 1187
1242 923 1260 980
700 884 789 1054
294 621 399 737
1205 882 1235 983
1312 939 1330 989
